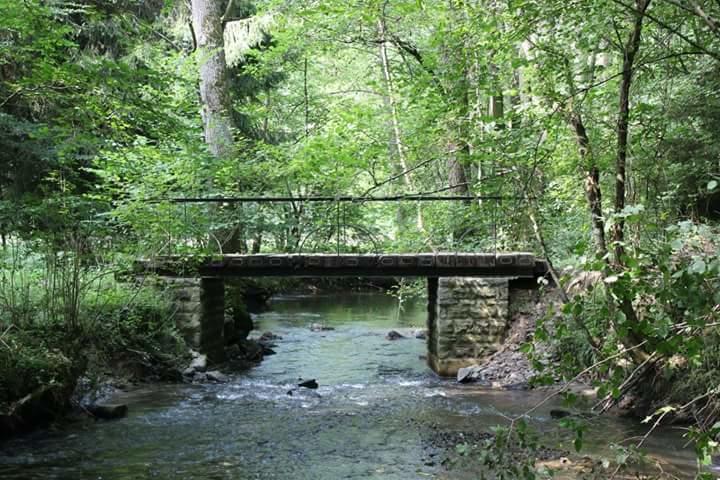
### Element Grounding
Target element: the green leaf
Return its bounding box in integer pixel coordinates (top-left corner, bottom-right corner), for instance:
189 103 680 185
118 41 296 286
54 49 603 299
574 437 583 452
689 259 707 275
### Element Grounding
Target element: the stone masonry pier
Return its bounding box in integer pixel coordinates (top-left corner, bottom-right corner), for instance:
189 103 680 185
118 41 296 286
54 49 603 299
427 278 511 376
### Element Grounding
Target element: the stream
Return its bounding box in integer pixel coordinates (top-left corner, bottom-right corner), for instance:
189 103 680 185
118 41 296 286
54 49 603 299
0 291 700 479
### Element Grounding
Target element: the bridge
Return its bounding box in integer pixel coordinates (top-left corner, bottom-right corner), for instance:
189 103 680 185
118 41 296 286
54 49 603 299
140 252 549 377
139 252 546 278
138 193 551 376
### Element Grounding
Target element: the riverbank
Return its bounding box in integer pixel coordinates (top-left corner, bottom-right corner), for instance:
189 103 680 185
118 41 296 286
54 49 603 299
0 275 280 441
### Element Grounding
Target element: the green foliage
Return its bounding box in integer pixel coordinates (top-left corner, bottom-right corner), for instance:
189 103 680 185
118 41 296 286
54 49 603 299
458 421 553 480
0 327 75 406
540 221 720 474
550 221 719 375
0 241 183 407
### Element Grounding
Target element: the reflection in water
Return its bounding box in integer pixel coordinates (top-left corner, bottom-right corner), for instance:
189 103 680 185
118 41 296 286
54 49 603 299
0 292 698 479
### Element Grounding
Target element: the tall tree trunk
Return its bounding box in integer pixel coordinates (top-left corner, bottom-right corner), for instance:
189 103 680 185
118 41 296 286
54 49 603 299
569 112 608 257
191 0 234 158
489 61 504 130
561 43 607 259
192 0 238 254
489 93 504 127
444 0 471 200
613 0 651 265
609 0 653 366
447 144 469 195
377 15 425 233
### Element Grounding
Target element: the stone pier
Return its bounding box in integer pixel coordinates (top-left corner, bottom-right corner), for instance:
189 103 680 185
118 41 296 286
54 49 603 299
427 277 510 377
199 278 226 363
163 277 226 363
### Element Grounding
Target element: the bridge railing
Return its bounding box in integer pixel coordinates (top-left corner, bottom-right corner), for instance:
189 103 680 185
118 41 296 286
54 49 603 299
141 195 540 257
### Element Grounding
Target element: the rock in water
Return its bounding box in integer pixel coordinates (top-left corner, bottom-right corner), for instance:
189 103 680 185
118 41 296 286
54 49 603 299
457 365 484 384
550 409 572 419
206 371 229 383
238 339 264 362
385 330 405 340
259 331 282 342
298 379 319 389
88 404 128 420
309 323 334 332
224 344 241 359
189 354 208 372
414 329 427 340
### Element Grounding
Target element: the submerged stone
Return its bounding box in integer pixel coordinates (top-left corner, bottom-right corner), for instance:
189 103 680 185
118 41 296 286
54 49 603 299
386 330 405 340
259 331 282 342
298 379 318 389
88 404 128 420
309 323 334 332
206 371 229 383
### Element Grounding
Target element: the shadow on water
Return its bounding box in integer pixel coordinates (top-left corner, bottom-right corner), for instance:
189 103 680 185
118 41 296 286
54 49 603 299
0 291 699 479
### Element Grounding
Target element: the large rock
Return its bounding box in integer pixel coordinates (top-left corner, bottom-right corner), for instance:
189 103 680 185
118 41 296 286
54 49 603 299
206 371 229 383
457 365 484 384
224 314 240 346
238 339 264 361
225 344 241 359
257 331 281 352
189 354 208 372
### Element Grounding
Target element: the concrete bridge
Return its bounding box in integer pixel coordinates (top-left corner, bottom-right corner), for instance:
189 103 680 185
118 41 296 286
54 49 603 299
139 253 549 377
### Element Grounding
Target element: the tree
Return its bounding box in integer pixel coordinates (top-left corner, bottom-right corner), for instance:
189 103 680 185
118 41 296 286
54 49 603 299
191 0 234 159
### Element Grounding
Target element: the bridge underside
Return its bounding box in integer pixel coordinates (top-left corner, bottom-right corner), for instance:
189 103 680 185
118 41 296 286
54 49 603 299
139 253 547 279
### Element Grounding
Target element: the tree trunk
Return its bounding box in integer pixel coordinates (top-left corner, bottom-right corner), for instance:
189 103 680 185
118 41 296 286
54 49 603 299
447 143 469 195
489 94 504 127
608 0 653 366
191 0 239 253
614 0 651 265
489 61 504 130
569 112 607 257
377 15 425 233
191 0 234 158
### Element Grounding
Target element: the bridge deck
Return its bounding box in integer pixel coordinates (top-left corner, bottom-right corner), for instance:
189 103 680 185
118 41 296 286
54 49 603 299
138 253 548 279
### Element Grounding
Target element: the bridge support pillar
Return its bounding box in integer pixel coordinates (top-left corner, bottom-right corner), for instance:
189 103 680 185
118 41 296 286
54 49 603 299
199 278 226 363
427 277 509 377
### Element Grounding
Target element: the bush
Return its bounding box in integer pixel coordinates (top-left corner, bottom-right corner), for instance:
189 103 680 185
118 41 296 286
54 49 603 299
0 241 187 408
0 328 75 406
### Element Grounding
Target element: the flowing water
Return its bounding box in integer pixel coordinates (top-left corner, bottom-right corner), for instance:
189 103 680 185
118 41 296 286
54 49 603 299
0 292 700 479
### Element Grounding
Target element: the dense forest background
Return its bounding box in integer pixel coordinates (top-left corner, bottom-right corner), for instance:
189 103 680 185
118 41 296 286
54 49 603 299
1 0 719 475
